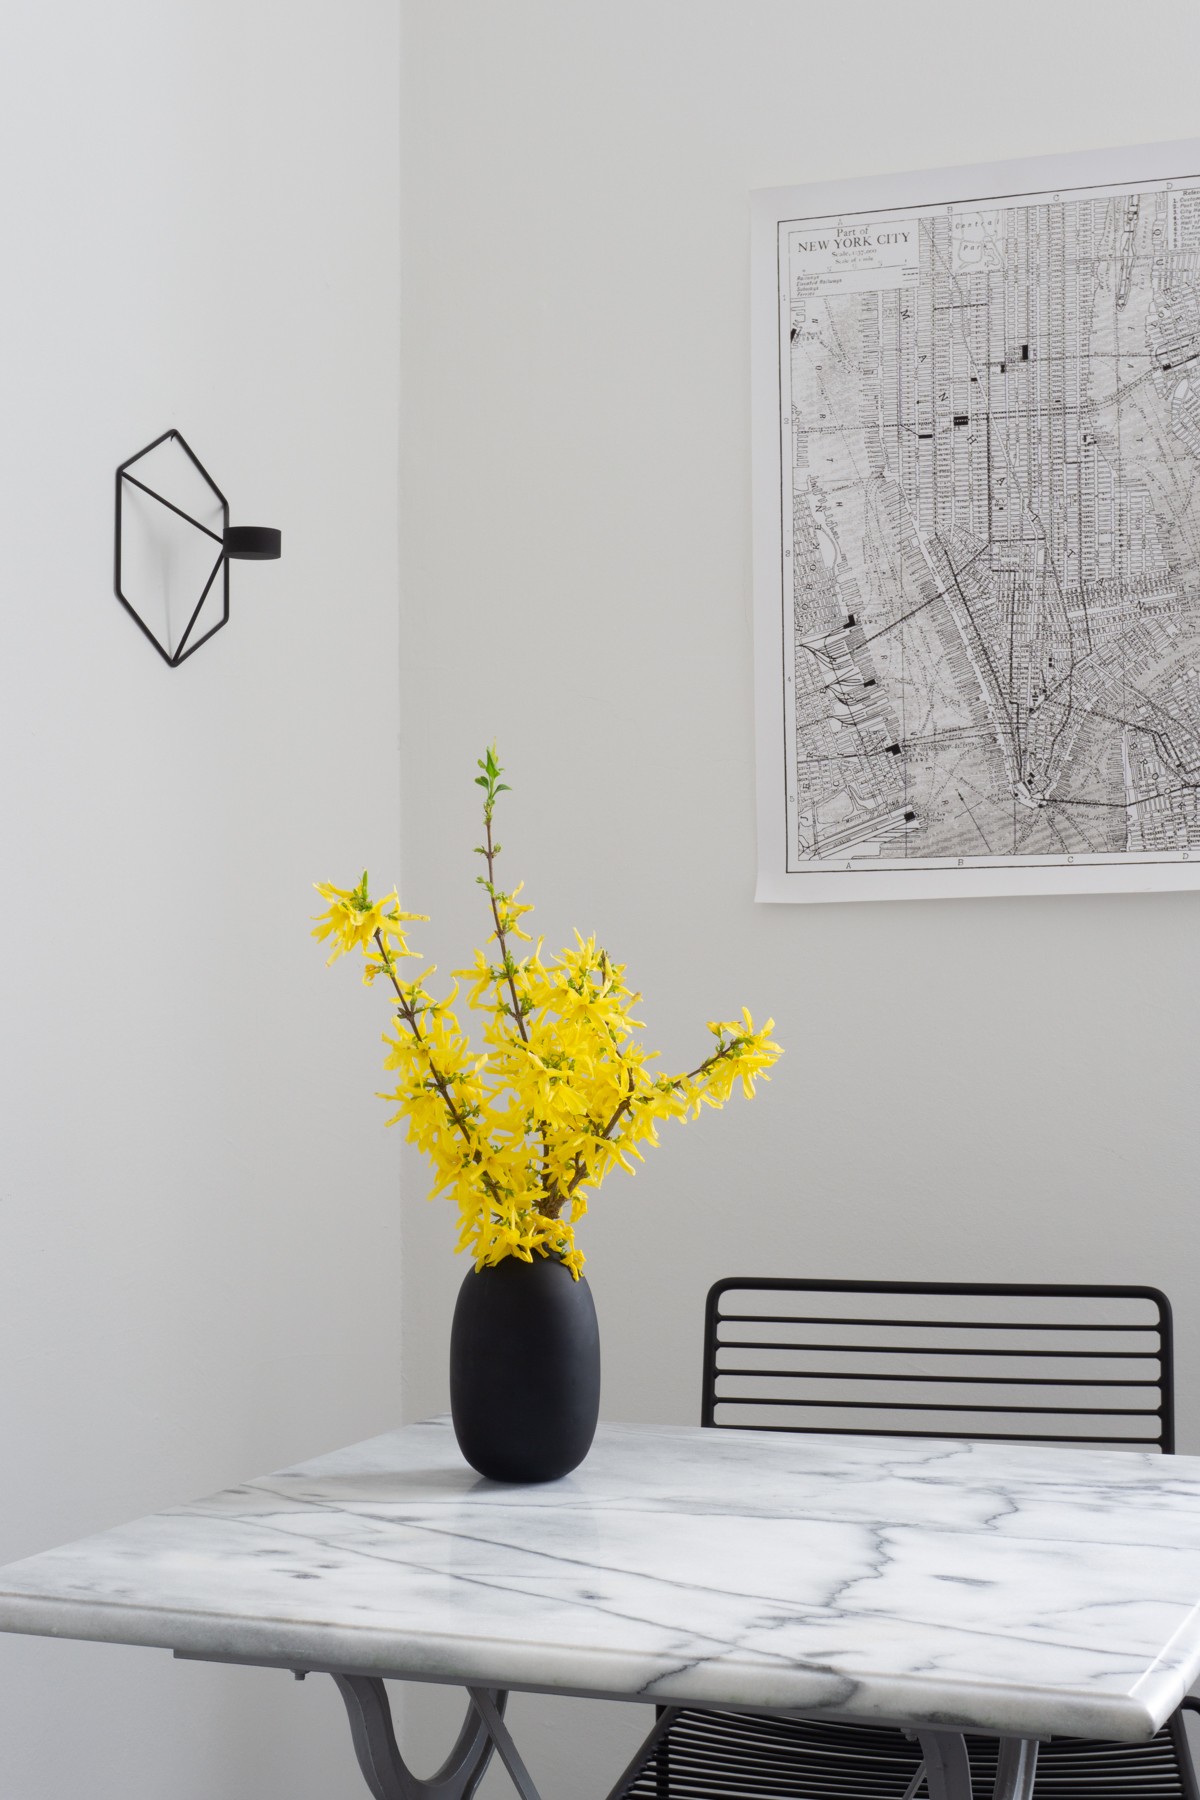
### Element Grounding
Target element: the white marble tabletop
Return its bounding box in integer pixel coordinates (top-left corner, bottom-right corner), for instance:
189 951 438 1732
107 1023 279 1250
2 1419 1200 1742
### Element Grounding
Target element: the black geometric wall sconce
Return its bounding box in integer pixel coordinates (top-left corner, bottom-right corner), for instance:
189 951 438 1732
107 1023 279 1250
114 429 281 667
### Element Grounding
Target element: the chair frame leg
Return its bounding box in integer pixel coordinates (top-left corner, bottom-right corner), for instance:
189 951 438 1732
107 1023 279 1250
601 1707 683 1800
1173 1704 1200 1800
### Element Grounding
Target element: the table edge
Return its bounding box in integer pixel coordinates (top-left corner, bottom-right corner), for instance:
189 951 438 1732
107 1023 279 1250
0 1590 1184 1743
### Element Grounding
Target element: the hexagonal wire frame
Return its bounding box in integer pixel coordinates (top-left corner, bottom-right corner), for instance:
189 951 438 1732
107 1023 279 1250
114 429 230 667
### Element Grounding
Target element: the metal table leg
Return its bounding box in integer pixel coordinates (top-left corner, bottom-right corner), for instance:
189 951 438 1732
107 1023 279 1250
602 1706 683 1800
917 1730 974 1800
331 1678 1042 1800
917 1728 1039 1800
332 1676 515 1800
992 1735 1039 1800
468 1687 544 1800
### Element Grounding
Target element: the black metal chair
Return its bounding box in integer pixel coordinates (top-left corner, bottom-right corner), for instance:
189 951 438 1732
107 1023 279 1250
615 1279 1197 1800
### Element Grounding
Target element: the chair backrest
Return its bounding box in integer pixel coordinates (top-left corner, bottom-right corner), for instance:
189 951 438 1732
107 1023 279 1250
702 1279 1174 1452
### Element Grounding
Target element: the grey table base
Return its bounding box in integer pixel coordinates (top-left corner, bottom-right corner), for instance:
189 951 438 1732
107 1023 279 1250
177 1650 1040 1800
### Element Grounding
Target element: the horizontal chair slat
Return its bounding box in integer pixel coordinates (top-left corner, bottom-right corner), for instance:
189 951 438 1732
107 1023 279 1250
711 1394 1162 1416
620 1709 1191 1800
716 1339 1162 1358
714 1367 1160 1387
718 1313 1160 1331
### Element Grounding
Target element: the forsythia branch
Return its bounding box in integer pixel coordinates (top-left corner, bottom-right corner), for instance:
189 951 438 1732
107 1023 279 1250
313 749 783 1276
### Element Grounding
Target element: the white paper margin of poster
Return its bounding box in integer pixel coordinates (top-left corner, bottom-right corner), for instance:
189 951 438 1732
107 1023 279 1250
753 138 1200 905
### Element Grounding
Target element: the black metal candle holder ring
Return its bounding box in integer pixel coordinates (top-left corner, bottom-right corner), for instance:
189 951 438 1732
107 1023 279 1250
114 429 281 667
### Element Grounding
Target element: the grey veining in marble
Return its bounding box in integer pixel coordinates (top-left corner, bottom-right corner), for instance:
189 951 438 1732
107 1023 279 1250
2 1420 1200 1741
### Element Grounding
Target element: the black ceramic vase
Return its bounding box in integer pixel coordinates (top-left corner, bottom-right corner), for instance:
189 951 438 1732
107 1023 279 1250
449 1254 600 1483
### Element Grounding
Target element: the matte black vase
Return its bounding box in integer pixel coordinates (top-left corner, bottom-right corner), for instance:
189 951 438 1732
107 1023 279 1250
449 1255 600 1483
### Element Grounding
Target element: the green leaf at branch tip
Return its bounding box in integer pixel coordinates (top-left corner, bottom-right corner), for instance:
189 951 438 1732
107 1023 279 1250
475 743 512 809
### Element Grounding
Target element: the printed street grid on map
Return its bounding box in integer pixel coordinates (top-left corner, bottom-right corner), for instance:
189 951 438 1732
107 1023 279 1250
753 147 1200 900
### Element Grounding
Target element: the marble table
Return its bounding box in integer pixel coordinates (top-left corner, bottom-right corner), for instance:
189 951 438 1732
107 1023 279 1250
3 1419 1200 1800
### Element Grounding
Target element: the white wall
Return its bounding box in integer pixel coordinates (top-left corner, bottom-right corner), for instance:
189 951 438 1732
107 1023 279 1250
0 2 400 1797
398 2 1200 1794
5 4 1200 1798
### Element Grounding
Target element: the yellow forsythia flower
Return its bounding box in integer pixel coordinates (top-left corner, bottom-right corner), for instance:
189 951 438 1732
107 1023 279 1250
314 749 782 1275
312 872 429 985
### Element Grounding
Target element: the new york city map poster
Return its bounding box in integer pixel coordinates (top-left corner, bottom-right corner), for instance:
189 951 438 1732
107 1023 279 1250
753 140 1200 902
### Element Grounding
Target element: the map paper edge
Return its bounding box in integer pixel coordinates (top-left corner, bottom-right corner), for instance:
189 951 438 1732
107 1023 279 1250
752 138 1200 906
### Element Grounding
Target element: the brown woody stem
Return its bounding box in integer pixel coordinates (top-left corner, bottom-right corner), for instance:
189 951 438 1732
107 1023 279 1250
372 927 506 1210
564 1039 749 1197
481 814 529 1045
480 810 569 1223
